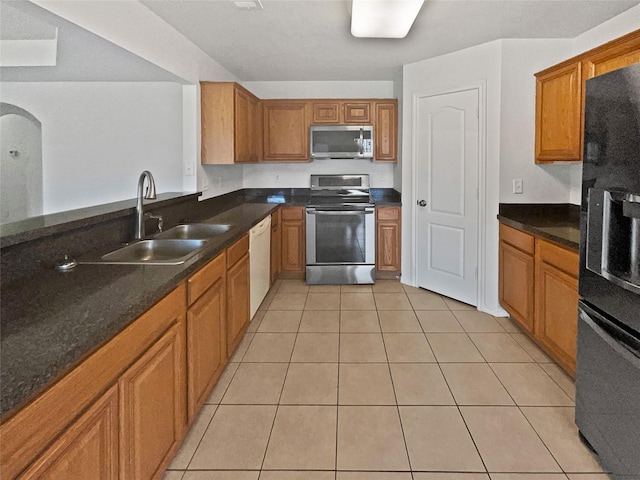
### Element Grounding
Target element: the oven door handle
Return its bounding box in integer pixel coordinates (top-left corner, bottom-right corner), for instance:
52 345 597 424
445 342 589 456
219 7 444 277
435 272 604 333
307 210 374 216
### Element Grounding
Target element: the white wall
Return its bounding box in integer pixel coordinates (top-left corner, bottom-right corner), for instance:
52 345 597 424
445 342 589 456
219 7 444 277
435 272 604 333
1 82 184 214
403 40 504 315
499 39 577 204
241 81 397 189
572 4 640 53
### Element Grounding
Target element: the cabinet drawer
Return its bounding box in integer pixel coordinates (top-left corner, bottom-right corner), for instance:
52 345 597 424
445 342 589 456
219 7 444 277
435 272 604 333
280 207 304 221
499 223 535 254
188 253 226 306
227 234 249 268
537 238 579 278
377 207 400 221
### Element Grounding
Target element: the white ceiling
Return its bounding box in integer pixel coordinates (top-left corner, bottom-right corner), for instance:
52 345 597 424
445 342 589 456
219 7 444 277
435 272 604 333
142 0 640 81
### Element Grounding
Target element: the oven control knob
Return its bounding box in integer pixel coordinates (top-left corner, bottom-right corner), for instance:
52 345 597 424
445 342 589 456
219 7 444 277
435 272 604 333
417 200 427 207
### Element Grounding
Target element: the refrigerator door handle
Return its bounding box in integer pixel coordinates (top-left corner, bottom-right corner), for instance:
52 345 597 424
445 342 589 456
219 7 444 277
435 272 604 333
579 307 640 366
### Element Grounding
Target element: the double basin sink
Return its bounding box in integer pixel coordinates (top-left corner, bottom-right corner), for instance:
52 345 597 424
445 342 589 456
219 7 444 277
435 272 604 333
97 224 233 265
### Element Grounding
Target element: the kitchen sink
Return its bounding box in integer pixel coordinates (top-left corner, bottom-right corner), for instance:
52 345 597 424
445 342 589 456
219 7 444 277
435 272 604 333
154 223 233 240
99 239 208 265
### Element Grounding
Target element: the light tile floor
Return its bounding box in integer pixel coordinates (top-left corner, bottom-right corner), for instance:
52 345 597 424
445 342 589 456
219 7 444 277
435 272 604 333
165 279 608 480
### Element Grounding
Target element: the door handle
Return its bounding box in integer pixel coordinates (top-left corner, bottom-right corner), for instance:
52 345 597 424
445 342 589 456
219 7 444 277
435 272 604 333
417 200 427 207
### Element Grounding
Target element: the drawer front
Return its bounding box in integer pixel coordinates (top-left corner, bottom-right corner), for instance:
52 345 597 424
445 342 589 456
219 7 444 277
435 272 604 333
537 238 579 278
499 223 535 254
188 252 226 306
280 206 304 221
377 207 400 221
227 234 249 268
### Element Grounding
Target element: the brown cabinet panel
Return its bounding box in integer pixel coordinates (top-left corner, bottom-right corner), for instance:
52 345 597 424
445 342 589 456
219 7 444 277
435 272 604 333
535 62 582 163
226 252 250 355
499 223 535 255
582 30 640 79
344 102 371 123
226 233 249 268
188 252 226 306
187 264 226 423
280 207 306 277
201 82 261 164
376 207 401 273
262 101 310 162
119 322 186 480
499 240 535 333
312 102 341 123
19 386 119 480
374 101 398 162
535 240 579 376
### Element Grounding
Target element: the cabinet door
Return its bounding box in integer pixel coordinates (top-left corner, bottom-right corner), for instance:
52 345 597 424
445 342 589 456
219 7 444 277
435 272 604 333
19 386 119 480
535 240 579 376
312 102 341 123
376 207 401 272
263 101 309 161
534 62 582 163
280 207 305 276
234 87 255 163
344 102 371 123
499 240 535 333
227 253 250 355
119 323 185 480
187 277 226 423
374 102 398 162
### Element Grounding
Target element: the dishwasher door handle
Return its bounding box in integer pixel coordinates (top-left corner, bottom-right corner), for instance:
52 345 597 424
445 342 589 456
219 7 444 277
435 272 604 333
307 210 374 216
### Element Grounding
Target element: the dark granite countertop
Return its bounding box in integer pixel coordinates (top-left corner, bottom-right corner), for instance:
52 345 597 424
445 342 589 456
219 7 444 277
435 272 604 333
497 203 581 251
0 202 277 419
371 188 402 206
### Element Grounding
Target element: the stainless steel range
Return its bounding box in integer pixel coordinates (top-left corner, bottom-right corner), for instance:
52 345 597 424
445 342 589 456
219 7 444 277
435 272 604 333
306 174 375 285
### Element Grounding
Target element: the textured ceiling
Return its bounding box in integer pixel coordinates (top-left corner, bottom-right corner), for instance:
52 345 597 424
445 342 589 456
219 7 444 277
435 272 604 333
143 0 640 81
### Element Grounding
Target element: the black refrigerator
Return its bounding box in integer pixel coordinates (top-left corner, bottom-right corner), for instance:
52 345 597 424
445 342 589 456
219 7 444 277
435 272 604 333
576 62 640 479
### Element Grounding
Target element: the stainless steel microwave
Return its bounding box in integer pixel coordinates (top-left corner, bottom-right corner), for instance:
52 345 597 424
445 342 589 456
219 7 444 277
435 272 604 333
310 125 373 160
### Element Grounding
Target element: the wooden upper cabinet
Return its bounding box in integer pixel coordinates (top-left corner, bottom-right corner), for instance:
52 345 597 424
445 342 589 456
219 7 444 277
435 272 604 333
262 100 310 162
374 101 398 162
312 102 341 123
582 30 640 80
344 102 371 123
535 62 583 163
534 29 640 163
201 82 261 164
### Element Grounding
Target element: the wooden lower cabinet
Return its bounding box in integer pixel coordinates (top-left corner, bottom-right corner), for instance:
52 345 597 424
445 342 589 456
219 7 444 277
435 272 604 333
498 224 535 333
119 322 186 480
535 239 579 376
498 222 579 376
280 206 306 278
186 254 226 423
18 385 119 480
226 235 251 355
376 207 401 274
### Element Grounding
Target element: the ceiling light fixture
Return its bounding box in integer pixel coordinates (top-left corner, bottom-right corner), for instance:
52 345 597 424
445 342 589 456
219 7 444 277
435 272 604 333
351 0 425 38
233 0 263 10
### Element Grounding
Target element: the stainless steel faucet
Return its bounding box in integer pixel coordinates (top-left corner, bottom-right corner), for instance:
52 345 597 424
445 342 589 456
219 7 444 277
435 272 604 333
135 171 157 239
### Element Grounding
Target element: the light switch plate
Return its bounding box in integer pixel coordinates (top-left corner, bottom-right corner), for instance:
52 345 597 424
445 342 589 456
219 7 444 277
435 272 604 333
513 179 523 194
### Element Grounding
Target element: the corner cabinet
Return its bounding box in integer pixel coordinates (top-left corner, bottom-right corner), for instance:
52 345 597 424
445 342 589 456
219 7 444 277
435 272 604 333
262 101 310 162
534 29 640 163
201 82 261 164
376 206 401 275
498 222 579 376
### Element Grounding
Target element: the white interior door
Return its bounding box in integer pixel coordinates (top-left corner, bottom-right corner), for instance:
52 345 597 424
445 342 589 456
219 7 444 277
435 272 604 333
415 88 479 305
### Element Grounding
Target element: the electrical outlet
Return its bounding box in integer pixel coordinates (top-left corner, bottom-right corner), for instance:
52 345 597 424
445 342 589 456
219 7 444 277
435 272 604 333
184 163 194 176
274 174 280 184
513 179 523 194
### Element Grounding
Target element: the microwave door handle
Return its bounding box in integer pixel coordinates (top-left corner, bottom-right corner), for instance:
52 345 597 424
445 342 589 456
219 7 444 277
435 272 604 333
359 128 364 155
